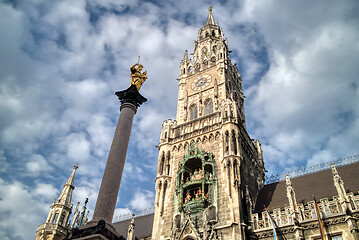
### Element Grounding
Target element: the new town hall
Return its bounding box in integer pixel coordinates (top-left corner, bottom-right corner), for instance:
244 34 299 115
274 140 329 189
36 8 359 240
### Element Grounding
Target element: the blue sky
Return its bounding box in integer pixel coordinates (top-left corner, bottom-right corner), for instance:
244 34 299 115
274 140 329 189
0 0 358 239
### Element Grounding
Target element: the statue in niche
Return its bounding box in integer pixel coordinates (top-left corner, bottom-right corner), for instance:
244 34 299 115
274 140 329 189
184 191 192 204
130 57 147 91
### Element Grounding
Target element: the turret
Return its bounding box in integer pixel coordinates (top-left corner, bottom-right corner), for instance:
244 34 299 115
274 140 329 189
331 163 351 211
36 164 78 240
285 175 299 221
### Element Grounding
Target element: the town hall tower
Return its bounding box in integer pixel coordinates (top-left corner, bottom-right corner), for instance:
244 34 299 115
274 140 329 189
152 8 265 240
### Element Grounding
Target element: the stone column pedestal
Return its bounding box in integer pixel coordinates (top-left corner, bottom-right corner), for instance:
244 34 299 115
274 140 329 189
69 85 146 240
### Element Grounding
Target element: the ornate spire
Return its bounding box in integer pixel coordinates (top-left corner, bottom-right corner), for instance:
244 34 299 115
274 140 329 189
285 175 299 220
57 163 78 206
70 202 80 228
206 6 215 26
36 164 78 240
331 163 350 210
183 50 189 62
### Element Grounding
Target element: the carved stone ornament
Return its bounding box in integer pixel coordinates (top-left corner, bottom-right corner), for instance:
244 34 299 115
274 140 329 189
115 85 147 109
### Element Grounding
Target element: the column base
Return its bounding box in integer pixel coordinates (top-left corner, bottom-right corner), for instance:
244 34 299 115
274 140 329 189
68 220 125 240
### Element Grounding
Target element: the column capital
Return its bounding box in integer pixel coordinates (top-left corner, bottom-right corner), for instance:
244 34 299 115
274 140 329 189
115 85 147 109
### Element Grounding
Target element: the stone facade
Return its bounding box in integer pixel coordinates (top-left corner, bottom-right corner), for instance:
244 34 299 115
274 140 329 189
253 162 359 239
36 7 359 240
151 8 265 240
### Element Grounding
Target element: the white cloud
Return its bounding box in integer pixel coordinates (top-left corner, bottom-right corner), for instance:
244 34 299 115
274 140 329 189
0 179 49 240
26 154 53 176
128 190 155 211
0 0 358 238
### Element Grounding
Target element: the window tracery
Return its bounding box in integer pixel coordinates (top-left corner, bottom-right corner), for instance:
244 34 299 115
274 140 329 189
189 104 198 120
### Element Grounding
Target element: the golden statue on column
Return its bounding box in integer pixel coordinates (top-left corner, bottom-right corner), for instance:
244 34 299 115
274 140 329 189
130 56 147 91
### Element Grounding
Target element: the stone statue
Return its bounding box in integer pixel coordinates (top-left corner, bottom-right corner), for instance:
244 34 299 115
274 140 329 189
130 57 147 91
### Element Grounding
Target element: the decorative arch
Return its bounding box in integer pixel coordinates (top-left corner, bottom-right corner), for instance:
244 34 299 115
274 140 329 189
159 152 165 175
215 131 220 140
204 98 213 115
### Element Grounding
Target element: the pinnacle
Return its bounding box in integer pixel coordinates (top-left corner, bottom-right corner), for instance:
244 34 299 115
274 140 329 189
205 6 215 26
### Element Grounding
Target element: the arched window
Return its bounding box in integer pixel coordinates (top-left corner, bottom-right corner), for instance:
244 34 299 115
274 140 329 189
59 213 65 226
189 105 198 120
166 152 171 175
232 130 237 154
53 213 59 223
159 153 165 175
160 181 167 216
225 132 229 155
205 99 213 115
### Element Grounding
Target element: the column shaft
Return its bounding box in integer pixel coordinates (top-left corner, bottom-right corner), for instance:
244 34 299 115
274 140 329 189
93 103 137 222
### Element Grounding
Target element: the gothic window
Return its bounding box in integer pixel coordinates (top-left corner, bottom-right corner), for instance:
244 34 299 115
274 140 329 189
232 130 237 155
201 47 208 59
160 181 167 216
233 160 239 179
48 213 53 223
225 131 229 155
324 205 330 216
159 153 165 175
212 45 217 54
205 99 213 115
264 217 269 227
59 213 65 226
212 30 215 36
53 213 59 224
189 104 198 120
166 152 171 175
253 216 258 230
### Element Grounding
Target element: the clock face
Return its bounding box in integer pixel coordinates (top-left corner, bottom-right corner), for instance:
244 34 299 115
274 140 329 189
192 75 211 91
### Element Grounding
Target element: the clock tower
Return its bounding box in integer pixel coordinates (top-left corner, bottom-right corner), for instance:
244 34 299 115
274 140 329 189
152 7 265 240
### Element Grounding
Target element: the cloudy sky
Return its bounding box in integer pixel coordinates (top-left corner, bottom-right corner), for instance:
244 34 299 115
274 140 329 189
0 0 358 239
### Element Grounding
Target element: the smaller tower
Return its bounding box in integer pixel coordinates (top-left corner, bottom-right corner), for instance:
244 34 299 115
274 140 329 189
285 175 299 220
331 163 350 211
77 198 89 227
36 164 78 240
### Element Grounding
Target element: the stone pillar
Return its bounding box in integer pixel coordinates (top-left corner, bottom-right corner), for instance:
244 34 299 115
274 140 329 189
92 103 137 222
69 85 146 240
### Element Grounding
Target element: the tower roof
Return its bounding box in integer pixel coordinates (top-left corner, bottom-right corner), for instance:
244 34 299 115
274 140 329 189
56 163 78 206
205 6 216 26
65 163 78 187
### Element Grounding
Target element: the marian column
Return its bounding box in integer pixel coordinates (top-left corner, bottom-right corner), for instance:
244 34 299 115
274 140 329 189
69 61 147 240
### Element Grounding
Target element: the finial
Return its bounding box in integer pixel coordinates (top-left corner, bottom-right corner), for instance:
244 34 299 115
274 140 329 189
74 163 78 170
209 5 213 12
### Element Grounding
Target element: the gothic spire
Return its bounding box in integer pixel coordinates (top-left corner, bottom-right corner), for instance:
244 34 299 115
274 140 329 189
331 163 350 210
285 175 299 220
205 6 216 26
57 163 78 206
